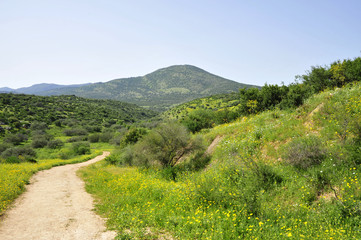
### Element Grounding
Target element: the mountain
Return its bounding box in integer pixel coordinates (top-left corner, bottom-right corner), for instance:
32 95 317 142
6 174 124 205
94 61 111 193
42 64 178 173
0 87 14 93
39 65 259 111
14 83 91 95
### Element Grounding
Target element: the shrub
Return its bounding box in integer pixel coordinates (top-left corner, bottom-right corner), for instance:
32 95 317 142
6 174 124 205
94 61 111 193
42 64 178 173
72 142 91 155
67 136 87 143
110 134 124 146
181 109 216 133
1 146 36 162
30 121 48 131
108 146 134 166
284 135 327 170
99 131 114 143
63 128 88 136
85 125 102 133
123 128 148 145
47 139 64 149
58 149 74 160
132 122 196 168
31 137 48 148
4 156 21 164
54 120 62 127
184 152 211 171
4 133 28 145
0 143 11 154
105 154 119 165
88 133 100 143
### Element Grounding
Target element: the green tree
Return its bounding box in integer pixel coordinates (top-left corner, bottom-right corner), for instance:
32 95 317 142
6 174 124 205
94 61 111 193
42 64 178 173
133 122 190 168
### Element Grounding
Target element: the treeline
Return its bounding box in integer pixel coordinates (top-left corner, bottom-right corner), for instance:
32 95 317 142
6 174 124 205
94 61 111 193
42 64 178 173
180 56 361 132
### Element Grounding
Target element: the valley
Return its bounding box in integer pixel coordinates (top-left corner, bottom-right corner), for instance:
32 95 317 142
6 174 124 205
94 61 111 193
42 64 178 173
1 57 361 239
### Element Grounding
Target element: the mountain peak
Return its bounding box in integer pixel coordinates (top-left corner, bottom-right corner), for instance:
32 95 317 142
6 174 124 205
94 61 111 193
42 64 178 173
32 65 260 111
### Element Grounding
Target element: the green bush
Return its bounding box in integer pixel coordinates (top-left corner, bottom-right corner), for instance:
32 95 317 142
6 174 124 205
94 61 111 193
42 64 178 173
181 109 216 133
1 146 36 162
47 139 64 149
123 128 148 145
58 149 74 160
63 128 88 136
184 152 211 171
30 121 48 131
72 142 91 155
99 131 114 143
284 135 327 170
4 156 21 164
88 133 100 143
132 122 190 168
0 143 11 154
4 133 28 145
31 137 48 148
67 136 87 143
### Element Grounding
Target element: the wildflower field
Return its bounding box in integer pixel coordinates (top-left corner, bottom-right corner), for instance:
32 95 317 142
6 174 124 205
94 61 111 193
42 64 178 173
81 82 361 239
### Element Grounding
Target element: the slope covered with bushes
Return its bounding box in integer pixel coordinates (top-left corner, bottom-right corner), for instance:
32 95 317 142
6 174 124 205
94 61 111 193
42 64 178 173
80 57 361 239
163 57 361 134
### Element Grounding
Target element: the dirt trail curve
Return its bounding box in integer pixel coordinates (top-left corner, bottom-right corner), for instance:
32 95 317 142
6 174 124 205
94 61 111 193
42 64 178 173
0 151 117 240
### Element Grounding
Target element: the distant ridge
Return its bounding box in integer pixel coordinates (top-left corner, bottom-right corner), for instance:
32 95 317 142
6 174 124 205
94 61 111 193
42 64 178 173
0 87 14 93
0 83 91 95
38 65 259 111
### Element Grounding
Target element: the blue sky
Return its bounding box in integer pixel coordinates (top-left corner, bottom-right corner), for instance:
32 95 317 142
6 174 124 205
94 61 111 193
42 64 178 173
1 0 360 89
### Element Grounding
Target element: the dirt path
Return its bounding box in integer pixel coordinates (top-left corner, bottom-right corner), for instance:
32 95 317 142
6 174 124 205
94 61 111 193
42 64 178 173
0 152 117 240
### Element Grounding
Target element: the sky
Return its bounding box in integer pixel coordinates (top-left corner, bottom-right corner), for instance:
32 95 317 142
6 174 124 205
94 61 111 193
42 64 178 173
1 0 361 89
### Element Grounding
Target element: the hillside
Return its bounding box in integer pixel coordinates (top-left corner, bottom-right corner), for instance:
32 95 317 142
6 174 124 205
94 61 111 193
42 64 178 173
38 65 258 111
0 93 157 132
162 92 241 120
80 81 361 239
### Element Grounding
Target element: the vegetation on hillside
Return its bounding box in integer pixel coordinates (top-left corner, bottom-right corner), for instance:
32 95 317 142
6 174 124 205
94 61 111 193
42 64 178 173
163 57 361 133
81 80 361 239
0 94 156 132
78 56 361 239
38 65 259 111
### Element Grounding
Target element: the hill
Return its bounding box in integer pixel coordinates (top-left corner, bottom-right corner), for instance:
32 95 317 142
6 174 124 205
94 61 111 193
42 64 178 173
0 83 91 95
0 93 157 133
38 65 258 111
81 81 361 239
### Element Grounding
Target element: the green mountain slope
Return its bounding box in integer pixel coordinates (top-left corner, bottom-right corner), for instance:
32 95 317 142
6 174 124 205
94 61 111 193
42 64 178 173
0 94 157 132
39 65 258 111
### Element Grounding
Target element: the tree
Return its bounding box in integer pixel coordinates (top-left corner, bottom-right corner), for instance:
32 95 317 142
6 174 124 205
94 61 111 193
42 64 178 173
302 66 332 93
181 109 215 133
133 122 191 167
